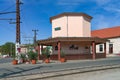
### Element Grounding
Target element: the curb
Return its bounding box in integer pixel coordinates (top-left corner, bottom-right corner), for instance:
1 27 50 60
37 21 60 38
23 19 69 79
2 64 120 80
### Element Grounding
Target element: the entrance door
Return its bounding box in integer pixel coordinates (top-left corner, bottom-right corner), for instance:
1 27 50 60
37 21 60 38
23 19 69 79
109 44 113 54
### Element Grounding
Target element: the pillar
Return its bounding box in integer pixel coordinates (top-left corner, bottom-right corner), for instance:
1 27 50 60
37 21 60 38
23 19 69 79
37 44 40 60
41 45 43 54
104 43 106 58
92 41 96 60
58 42 61 60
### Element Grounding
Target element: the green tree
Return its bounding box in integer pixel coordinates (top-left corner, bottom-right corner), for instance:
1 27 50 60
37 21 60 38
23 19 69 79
0 42 15 56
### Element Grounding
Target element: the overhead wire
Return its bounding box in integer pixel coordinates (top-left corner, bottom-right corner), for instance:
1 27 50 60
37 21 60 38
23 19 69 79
0 2 16 40
0 4 15 12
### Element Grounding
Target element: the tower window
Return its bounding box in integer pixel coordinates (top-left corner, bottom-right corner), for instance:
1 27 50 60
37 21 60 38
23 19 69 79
55 27 61 31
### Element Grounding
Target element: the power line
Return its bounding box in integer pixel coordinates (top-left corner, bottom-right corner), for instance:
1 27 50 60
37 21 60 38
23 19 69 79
0 11 16 15
0 18 15 20
0 4 15 12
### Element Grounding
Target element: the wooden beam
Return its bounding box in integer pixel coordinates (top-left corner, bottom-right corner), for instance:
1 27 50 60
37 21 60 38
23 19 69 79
58 42 61 60
92 41 96 60
104 43 106 58
37 44 40 60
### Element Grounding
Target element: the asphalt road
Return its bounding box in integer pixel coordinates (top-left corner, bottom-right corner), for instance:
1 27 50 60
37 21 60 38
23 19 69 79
0 56 120 79
0 58 12 64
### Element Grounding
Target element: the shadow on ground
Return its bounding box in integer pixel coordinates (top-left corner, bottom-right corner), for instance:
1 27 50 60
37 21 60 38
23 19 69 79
0 65 52 79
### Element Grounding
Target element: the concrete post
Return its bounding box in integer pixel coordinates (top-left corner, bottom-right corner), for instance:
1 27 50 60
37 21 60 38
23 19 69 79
37 44 40 60
92 41 96 60
58 42 61 60
104 43 106 58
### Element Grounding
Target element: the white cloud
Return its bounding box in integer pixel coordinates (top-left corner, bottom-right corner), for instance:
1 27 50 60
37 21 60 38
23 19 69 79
92 14 120 30
57 0 83 6
104 7 120 13
92 0 120 14
93 0 112 6
56 0 84 11
92 15 110 29
22 0 52 5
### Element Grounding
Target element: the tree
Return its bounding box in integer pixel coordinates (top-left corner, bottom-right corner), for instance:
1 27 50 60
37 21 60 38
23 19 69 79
0 42 15 56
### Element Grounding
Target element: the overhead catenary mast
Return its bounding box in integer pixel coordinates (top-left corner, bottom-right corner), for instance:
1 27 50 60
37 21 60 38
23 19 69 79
16 0 21 44
15 0 22 63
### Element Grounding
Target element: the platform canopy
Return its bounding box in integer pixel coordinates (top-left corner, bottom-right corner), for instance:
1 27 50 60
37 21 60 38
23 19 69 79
37 37 109 46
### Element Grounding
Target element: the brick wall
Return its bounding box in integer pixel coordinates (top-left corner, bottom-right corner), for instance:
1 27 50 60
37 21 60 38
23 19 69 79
39 53 105 60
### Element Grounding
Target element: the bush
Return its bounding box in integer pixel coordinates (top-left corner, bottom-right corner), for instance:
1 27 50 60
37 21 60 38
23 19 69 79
27 51 38 60
20 54 26 60
60 51 65 58
42 47 51 59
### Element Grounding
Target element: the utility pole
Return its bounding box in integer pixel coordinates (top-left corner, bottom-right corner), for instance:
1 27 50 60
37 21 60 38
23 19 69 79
32 29 38 44
16 0 21 44
15 0 23 63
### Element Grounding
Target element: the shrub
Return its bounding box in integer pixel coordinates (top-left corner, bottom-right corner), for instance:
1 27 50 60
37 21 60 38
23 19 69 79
27 51 38 60
42 47 51 59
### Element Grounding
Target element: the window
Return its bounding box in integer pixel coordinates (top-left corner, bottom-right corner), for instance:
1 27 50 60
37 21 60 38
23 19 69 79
109 44 113 53
69 45 78 50
55 46 58 50
85 46 89 49
109 44 113 48
99 45 103 51
55 27 61 31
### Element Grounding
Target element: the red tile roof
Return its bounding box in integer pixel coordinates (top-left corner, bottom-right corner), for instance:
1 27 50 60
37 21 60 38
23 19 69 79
91 26 120 38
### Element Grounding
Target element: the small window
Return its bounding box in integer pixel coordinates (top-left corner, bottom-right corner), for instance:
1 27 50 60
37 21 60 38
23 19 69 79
69 45 78 50
55 27 61 31
85 46 89 49
55 46 58 50
109 44 113 48
99 45 103 51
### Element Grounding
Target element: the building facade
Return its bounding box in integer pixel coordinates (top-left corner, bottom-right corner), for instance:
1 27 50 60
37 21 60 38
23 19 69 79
92 26 120 54
51 13 92 55
37 12 108 60
51 13 91 37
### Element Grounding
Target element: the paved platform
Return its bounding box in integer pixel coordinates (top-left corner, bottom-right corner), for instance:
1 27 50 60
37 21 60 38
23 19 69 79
0 56 120 80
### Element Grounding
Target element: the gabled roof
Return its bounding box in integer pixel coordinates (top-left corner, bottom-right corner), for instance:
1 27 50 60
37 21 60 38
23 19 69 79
50 12 93 23
91 26 120 39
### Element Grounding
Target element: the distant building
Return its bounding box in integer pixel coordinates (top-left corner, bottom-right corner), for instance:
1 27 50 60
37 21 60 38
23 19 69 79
20 45 28 54
92 26 120 54
37 12 108 60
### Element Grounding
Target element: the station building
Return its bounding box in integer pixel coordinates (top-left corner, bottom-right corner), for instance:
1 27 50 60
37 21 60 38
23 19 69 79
37 12 108 60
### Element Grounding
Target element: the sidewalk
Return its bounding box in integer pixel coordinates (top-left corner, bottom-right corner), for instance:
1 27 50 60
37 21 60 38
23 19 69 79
2 64 120 80
0 56 120 79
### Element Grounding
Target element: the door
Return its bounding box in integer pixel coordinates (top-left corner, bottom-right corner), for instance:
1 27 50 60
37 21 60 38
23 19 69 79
109 44 113 54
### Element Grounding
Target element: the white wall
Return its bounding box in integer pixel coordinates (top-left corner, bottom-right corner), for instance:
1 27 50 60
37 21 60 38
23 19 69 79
108 37 120 54
52 16 67 38
52 16 91 38
96 37 120 54
83 17 91 37
52 44 91 54
96 44 104 53
67 16 83 37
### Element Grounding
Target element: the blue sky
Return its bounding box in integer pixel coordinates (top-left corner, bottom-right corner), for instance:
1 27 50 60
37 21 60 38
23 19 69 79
0 0 120 45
